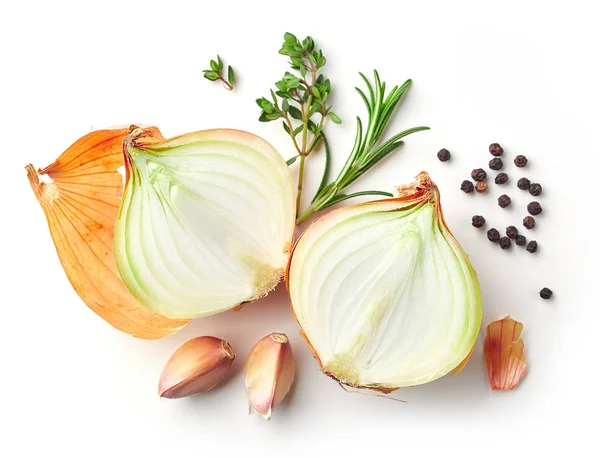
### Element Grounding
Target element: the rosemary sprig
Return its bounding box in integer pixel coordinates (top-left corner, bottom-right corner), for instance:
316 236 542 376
203 55 235 91
257 33 341 216
295 71 430 224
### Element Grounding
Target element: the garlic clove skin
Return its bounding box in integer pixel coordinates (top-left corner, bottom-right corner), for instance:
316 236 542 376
159 336 235 399
244 333 295 420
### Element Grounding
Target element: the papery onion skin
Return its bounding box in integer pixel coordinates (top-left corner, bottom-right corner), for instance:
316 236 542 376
287 172 482 392
27 127 190 339
484 316 526 391
115 127 296 319
452 344 475 375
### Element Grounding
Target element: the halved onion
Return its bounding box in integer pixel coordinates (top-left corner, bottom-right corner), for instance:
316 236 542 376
114 127 296 319
27 127 189 339
287 172 482 392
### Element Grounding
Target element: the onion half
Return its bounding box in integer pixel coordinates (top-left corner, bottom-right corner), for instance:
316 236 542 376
287 172 482 391
114 127 296 319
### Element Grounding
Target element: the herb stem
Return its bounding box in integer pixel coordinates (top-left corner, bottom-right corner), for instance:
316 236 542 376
306 116 325 154
296 90 313 215
258 33 339 221
295 72 429 223
283 114 303 154
296 202 315 224
220 77 233 91
296 154 307 216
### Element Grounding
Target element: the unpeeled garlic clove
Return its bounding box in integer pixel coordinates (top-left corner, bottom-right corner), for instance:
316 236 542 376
159 336 235 399
244 333 295 420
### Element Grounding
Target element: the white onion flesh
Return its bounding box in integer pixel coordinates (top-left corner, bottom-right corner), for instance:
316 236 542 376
288 173 482 390
114 129 295 319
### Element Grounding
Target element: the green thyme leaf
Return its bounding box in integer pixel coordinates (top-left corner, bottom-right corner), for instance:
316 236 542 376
203 71 219 81
204 56 234 91
284 32 297 44
286 155 300 165
259 33 338 218
228 66 235 86
329 112 342 124
288 105 302 120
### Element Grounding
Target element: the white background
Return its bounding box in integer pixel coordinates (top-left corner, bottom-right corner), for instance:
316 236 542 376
1 0 598 456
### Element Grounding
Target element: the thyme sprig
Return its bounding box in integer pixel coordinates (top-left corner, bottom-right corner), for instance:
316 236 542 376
203 55 235 91
295 71 430 224
257 33 341 216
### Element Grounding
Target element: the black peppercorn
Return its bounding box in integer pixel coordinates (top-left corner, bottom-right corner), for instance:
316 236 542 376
461 180 474 193
472 215 486 228
515 235 526 246
540 287 553 299
487 228 500 242
514 155 528 167
471 168 487 182
506 226 518 238
499 237 511 249
476 181 488 193
437 148 451 162
527 201 542 215
498 194 511 208
529 183 542 196
489 158 503 170
495 173 509 185
489 143 504 156
523 216 535 229
526 240 538 253
517 177 531 190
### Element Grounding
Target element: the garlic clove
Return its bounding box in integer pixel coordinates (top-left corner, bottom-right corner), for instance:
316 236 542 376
244 333 295 420
159 336 235 399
